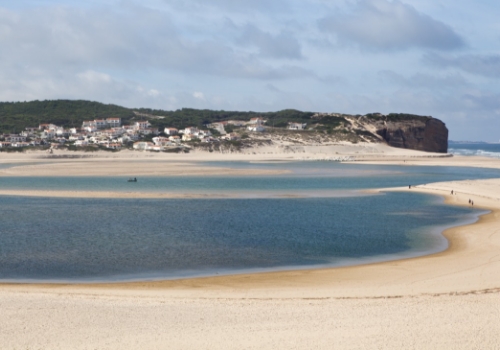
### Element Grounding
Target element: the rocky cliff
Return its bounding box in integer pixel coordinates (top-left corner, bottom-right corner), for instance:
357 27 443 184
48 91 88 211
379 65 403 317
345 114 448 153
374 117 448 153
242 113 449 154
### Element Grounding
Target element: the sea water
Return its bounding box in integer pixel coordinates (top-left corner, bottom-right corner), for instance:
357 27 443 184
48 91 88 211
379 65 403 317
0 162 495 282
449 142 500 158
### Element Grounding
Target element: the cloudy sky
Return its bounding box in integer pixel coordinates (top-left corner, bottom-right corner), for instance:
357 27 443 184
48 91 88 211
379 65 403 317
1 0 499 141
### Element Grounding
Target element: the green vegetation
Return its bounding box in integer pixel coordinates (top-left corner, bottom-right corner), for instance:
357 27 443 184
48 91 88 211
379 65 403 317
0 100 134 133
0 99 432 136
136 107 315 130
365 112 430 121
0 100 315 134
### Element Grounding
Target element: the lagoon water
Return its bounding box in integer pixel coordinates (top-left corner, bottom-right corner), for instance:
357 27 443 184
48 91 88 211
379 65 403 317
0 162 496 282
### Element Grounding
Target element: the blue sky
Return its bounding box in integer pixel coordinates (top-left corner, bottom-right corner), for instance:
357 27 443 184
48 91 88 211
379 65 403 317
0 0 499 141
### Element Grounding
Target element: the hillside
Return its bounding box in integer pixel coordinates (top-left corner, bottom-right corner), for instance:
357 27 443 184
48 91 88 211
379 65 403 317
0 100 448 153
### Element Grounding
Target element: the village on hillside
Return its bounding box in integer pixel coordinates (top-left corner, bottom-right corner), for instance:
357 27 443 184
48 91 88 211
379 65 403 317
0 115 310 152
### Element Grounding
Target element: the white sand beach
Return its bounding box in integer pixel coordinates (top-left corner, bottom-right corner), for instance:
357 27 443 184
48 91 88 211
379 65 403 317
1 145 500 349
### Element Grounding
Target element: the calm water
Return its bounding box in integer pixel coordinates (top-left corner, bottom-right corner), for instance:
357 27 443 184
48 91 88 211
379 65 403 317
0 193 482 282
1 162 500 194
0 161 495 282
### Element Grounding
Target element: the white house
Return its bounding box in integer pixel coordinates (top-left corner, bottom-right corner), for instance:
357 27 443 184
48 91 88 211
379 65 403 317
152 136 171 147
221 133 240 141
287 122 307 130
106 143 122 150
55 128 68 136
134 121 150 130
74 140 89 147
133 141 154 150
195 130 212 138
182 134 197 142
11 141 30 148
117 135 132 143
226 120 247 127
69 134 83 141
164 127 178 135
39 123 58 130
106 118 121 127
30 139 42 146
247 125 265 132
182 127 199 135
94 120 107 129
5 134 27 142
248 117 265 125
169 135 181 143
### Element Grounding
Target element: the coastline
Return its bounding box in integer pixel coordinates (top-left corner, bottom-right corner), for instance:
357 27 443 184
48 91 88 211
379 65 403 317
1 147 500 349
1 147 500 295
9 180 496 298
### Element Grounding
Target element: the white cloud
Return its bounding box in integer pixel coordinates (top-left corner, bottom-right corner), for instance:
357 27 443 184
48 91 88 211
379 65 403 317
163 0 292 13
148 89 161 97
237 25 303 59
424 53 500 78
193 92 205 100
77 70 112 84
378 70 469 89
319 0 464 51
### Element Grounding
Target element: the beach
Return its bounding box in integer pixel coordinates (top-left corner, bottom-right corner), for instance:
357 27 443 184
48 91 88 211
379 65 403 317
1 144 500 349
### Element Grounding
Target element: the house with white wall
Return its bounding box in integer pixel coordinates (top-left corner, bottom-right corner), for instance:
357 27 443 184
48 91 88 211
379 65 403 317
164 128 178 135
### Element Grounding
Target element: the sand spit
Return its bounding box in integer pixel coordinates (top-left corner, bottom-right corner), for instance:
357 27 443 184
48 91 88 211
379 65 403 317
1 147 500 349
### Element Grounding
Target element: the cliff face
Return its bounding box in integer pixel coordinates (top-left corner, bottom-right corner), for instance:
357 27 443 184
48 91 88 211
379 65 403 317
374 118 448 153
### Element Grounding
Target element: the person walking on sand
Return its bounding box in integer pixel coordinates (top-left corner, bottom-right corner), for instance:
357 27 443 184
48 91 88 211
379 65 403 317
451 190 453 195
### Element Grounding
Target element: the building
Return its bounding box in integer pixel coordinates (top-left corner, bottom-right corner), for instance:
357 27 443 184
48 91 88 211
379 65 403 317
94 120 107 129
182 127 199 135
133 141 154 150
106 118 121 127
164 128 178 135
5 134 27 142
248 117 265 125
182 134 197 142
152 136 171 147
169 135 181 143
221 133 240 141
134 121 150 130
247 125 265 132
287 122 307 130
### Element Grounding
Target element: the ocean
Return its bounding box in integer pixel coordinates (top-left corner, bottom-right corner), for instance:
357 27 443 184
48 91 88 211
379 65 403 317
449 142 500 158
0 161 495 282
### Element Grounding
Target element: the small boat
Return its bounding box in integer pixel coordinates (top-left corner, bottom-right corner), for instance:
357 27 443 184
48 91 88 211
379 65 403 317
128 177 137 182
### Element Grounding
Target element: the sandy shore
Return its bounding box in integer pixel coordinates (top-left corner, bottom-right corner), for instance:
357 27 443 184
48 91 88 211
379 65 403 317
1 146 500 349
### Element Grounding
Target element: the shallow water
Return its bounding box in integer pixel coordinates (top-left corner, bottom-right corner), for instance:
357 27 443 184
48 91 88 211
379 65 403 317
0 193 483 282
1 162 499 195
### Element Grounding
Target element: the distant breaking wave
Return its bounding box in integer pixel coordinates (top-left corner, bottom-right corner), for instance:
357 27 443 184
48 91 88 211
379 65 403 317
449 144 500 158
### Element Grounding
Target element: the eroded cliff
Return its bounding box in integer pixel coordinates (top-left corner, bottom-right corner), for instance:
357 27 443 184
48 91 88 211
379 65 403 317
345 114 449 153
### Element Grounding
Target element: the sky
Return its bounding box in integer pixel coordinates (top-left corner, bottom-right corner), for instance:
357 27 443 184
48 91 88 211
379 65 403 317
0 0 499 141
